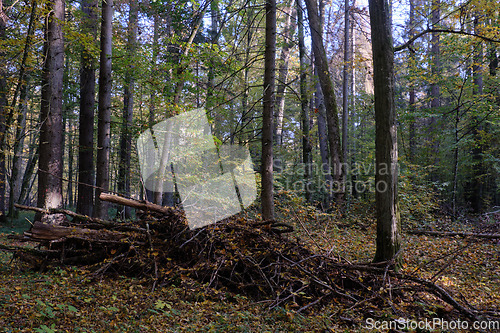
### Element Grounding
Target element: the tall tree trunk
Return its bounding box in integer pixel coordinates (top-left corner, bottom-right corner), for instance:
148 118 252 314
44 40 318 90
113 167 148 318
428 0 440 180
408 0 417 162
303 0 344 201
37 0 65 224
20 143 39 206
8 84 28 218
7 0 37 218
311 0 333 206
240 7 254 147
273 0 296 146
146 12 159 203
430 0 440 109
349 2 357 197
341 0 350 189
94 0 113 219
297 0 312 201
77 0 97 216
0 0 6 221
0 0 37 163
369 0 401 265
117 0 138 219
471 13 484 213
206 0 219 113
452 97 460 217
261 0 276 220
67 123 74 207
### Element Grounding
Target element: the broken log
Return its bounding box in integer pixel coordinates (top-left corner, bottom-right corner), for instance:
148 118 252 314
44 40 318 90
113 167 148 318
23 221 128 242
99 192 176 216
408 230 500 239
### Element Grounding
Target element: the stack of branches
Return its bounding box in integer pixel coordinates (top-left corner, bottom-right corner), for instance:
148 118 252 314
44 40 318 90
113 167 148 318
7 194 497 322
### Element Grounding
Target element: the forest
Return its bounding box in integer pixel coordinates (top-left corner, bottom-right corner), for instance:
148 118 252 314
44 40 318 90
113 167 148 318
0 0 499 331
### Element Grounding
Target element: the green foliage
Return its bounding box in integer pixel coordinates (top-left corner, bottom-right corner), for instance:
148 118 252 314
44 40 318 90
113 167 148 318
399 164 441 229
34 324 56 333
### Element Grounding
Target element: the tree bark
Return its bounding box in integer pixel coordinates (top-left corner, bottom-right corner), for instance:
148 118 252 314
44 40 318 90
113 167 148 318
0 0 6 221
66 123 74 207
430 0 440 109
206 0 219 113
297 0 312 202
428 0 440 180
261 0 276 221
273 0 296 146
341 0 350 186
77 0 98 216
19 145 38 206
311 0 333 206
303 0 344 201
9 84 28 218
368 0 401 265
470 12 484 213
100 192 176 216
94 0 113 219
117 0 138 219
37 0 65 223
7 0 37 218
240 7 254 147
408 0 417 162
146 11 158 203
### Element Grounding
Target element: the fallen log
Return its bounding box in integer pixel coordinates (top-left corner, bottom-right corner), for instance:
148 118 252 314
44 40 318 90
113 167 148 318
99 192 176 216
24 221 128 242
408 230 500 239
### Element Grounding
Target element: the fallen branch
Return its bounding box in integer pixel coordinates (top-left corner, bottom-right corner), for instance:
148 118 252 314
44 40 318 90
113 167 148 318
99 192 176 216
23 221 127 242
14 203 146 233
408 230 500 239
397 274 480 322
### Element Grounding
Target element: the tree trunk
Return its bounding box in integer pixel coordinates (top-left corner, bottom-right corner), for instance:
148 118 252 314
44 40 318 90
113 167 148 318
7 0 37 218
77 0 98 216
37 0 65 223
240 7 254 147
261 0 276 221
206 0 219 112
303 0 344 201
147 12 159 203
311 0 333 206
94 0 113 219
470 13 484 213
341 0 350 191
349 2 357 197
273 0 296 146
117 0 138 219
430 0 440 109
297 0 312 201
368 0 401 265
408 0 416 162
0 0 6 221
428 0 440 180
8 84 28 218
66 123 74 207
19 145 38 206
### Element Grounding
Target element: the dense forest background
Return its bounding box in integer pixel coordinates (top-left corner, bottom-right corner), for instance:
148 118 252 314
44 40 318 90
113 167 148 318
0 0 499 330
0 0 499 224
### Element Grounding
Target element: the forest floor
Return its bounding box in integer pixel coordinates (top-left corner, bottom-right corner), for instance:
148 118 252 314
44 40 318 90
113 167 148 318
0 198 498 332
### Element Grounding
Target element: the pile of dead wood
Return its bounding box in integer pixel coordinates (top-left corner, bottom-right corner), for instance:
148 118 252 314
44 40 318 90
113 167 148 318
5 193 497 321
